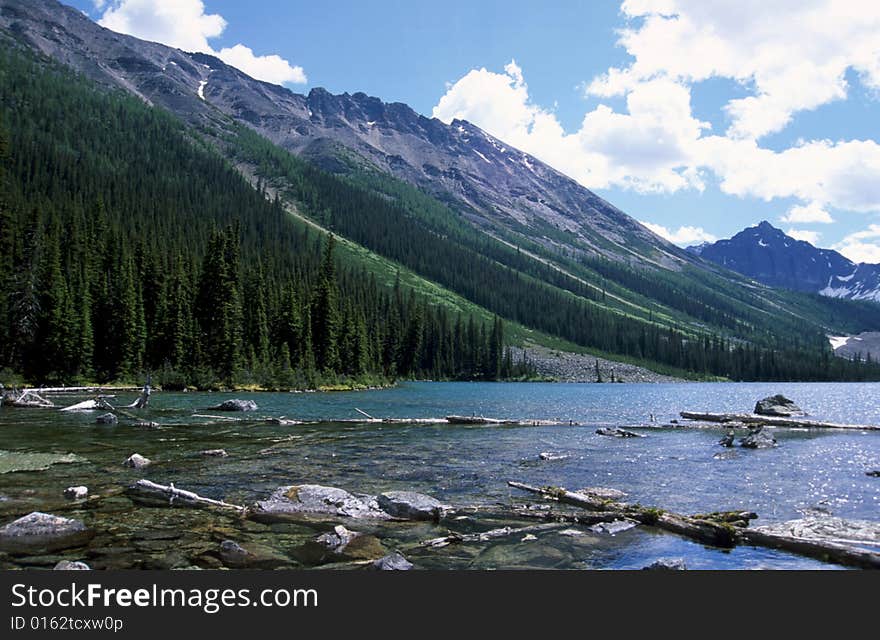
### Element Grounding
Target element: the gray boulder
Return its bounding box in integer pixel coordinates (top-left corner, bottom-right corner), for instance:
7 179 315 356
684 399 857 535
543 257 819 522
377 491 446 521
250 484 390 522
754 395 804 417
54 560 90 570
63 486 88 500
123 453 151 468
718 430 735 447
0 512 94 554
372 552 414 570
297 525 385 564
211 399 258 412
740 426 777 449
642 558 688 570
95 412 118 424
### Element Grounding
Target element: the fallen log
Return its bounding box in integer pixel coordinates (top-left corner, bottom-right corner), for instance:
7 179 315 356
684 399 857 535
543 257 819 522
507 481 880 568
680 411 880 431
422 522 565 548
10 390 55 408
125 479 246 513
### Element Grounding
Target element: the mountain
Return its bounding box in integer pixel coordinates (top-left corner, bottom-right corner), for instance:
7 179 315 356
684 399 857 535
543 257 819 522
0 0 689 269
692 221 880 302
3 0 880 383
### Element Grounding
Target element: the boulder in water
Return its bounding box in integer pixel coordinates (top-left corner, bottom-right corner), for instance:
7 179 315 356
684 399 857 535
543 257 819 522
54 560 90 570
123 453 151 468
596 427 644 438
211 399 258 412
642 558 687 571
63 486 88 500
0 512 93 554
95 413 118 424
372 551 414 570
739 426 777 449
754 395 804 417
376 491 447 521
250 484 390 522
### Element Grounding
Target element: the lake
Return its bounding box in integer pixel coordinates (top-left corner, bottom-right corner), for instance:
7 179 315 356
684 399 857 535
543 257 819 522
1 381 878 570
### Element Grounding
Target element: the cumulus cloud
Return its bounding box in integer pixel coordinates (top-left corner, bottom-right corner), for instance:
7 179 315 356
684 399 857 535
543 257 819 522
639 221 717 246
786 228 821 245
433 2 880 227
589 0 880 140
780 202 834 224
433 61 707 193
96 0 306 85
833 224 880 264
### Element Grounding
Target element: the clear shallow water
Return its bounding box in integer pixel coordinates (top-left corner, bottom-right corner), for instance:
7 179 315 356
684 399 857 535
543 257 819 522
0 381 878 570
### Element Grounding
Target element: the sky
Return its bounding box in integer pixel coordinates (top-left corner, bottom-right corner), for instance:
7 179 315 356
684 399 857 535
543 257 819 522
69 0 880 264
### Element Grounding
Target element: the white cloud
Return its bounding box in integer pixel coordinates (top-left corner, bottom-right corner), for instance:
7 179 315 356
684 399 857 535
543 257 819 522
216 45 307 85
96 0 307 85
780 202 834 224
785 228 821 245
833 224 880 263
639 221 717 246
591 0 880 140
433 61 707 193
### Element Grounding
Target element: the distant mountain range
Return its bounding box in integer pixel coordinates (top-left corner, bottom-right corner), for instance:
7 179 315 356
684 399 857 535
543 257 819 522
689 221 880 303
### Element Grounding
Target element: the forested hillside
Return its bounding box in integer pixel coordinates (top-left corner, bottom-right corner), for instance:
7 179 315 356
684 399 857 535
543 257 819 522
0 49 522 387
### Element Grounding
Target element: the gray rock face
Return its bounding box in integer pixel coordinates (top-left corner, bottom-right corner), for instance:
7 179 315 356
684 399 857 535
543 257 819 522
754 394 804 417
63 486 88 500
0 512 93 554
739 427 777 449
54 560 90 570
211 399 258 412
123 453 151 468
376 491 446 521
642 558 687 571
250 484 390 522
95 412 118 424
372 552 414 571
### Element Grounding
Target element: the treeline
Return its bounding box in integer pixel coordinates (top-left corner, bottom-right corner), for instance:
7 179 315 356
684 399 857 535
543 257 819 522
228 127 880 381
0 49 527 387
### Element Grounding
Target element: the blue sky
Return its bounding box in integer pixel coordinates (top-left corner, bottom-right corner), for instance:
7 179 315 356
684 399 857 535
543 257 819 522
71 1 880 263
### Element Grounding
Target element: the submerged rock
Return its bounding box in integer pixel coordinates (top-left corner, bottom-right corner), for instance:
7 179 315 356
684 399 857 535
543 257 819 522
200 449 228 457
589 520 637 535
539 452 569 461
297 525 385 564
54 560 90 570
63 486 88 500
211 399 258 412
376 491 447 521
134 421 159 429
718 430 735 447
754 394 804 417
218 539 288 569
596 427 644 438
642 558 687 571
95 413 118 424
0 512 93 554
739 426 777 449
250 484 390 522
123 453 151 468
372 552 414 571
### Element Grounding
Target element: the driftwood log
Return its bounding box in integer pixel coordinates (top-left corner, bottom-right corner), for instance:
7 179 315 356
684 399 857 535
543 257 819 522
126 479 245 513
507 481 880 569
422 522 565 548
680 411 880 431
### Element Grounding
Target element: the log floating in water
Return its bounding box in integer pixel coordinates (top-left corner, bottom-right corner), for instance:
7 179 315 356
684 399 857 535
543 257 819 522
422 522 566 548
507 481 880 568
679 411 880 431
126 479 246 513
